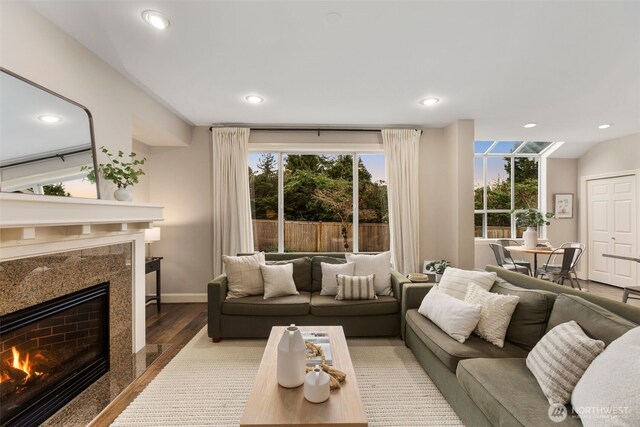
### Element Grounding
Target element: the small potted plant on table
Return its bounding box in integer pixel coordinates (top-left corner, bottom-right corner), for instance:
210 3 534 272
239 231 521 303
514 208 554 249
82 147 146 201
424 260 450 283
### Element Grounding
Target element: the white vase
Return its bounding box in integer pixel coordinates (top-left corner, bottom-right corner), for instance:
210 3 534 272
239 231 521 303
523 227 538 249
277 324 306 388
435 273 443 283
304 365 330 403
114 188 132 202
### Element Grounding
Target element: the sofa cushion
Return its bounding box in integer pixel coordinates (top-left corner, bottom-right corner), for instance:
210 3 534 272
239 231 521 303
546 294 637 345
405 309 527 373
266 257 312 292
490 278 556 350
310 292 398 316
457 358 583 427
311 256 346 292
222 292 311 316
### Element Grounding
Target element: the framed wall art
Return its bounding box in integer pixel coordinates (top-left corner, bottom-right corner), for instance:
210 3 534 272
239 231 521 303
554 193 574 219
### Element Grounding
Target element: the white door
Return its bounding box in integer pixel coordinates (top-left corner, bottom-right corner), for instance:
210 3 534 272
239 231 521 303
587 175 637 287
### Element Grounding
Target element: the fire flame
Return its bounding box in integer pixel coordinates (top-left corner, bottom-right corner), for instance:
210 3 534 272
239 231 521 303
11 347 32 378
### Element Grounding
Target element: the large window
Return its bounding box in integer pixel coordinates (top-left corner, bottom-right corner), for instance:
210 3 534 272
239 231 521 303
474 141 554 239
249 152 389 253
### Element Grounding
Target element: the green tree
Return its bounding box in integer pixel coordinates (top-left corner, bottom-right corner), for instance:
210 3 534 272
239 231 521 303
43 183 70 197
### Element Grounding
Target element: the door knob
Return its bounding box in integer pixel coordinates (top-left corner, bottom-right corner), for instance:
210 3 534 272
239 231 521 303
611 237 616 240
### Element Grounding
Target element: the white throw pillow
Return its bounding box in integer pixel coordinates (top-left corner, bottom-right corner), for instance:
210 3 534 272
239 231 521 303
418 286 482 343
438 267 496 300
526 320 605 405
260 263 299 299
464 283 519 348
320 262 355 295
223 252 266 299
572 326 640 427
345 252 392 296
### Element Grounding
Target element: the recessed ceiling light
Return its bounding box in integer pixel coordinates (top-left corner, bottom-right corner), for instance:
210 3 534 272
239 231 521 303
37 115 62 123
523 123 537 128
142 10 170 30
598 123 613 129
245 95 264 104
419 97 439 106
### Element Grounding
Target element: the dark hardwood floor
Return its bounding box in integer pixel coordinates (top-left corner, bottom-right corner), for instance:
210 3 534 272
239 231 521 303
89 303 207 427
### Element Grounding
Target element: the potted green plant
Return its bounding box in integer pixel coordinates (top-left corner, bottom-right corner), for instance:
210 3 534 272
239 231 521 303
82 147 146 201
424 260 450 282
513 208 554 249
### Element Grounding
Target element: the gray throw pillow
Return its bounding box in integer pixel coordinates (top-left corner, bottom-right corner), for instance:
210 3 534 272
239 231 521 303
266 257 312 292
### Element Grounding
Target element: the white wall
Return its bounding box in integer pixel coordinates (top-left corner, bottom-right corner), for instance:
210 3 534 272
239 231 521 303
578 133 640 177
546 158 579 246
419 120 475 269
146 127 213 298
0 2 192 199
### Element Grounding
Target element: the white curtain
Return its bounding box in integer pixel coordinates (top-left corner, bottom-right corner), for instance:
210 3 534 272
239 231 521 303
212 127 254 277
382 129 421 275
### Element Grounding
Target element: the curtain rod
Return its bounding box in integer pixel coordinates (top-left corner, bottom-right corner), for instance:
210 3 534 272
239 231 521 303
0 148 92 169
208 126 423 135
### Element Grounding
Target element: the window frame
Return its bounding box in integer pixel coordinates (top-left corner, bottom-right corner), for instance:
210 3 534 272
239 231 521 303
474 141 555 240
249 148 386 253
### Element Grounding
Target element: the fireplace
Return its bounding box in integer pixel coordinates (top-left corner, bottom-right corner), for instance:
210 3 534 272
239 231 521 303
0 283 109 427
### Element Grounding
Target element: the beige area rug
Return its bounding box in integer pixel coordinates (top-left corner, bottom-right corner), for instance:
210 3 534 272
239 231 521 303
111 328 462 426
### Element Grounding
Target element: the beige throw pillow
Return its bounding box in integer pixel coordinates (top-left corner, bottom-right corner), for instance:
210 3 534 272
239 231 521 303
320 262 355 295
526 320 605 405
345 252 392 296
261 264 299 299
438 267 496 300
464 283 519 348
336 274 377 300
223 252 265 299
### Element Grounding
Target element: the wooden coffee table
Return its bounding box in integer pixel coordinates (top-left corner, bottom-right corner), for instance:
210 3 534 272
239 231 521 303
240 325 368 426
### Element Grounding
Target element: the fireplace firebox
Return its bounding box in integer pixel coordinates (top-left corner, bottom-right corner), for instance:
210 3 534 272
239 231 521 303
0 282 109 427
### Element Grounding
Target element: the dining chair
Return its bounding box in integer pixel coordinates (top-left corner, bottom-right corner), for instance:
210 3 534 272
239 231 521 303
497 239 532 276
541 242 585 289
536 247 582 290
489 243 530 275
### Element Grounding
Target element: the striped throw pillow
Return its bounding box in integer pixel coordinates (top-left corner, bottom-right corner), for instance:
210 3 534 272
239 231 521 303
336 274 377 300
526 320 605 405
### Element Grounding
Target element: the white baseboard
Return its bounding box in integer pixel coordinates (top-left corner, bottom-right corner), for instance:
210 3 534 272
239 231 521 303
155 293 207 303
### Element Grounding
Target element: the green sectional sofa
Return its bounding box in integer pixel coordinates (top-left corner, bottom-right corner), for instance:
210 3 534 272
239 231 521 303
402 266 640 427
207 252 411 340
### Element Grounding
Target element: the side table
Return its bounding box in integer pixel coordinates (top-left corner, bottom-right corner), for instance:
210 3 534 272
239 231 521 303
145 256 163 311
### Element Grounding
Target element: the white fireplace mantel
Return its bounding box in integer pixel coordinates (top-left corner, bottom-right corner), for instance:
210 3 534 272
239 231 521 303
0 193 164 352
0 193 163 230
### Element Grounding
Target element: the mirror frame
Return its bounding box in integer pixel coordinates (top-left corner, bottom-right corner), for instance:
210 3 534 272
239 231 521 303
0 67 101 199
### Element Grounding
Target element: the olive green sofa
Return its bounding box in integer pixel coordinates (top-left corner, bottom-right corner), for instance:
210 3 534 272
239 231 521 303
208 252 411 340
402 265 640 427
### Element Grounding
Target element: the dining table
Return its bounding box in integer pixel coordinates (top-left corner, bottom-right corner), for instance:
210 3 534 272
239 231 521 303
504 245 563 273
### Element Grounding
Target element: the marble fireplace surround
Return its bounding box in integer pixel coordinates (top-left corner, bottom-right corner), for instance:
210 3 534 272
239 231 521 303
0 194 164 424
0 193 164 352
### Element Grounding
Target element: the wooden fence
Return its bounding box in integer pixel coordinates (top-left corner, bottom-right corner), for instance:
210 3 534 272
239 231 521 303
476 226 524 239
253 219 389 252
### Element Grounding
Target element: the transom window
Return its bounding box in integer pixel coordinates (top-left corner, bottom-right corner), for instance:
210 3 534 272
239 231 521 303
248 152 389 253
474 141 554 239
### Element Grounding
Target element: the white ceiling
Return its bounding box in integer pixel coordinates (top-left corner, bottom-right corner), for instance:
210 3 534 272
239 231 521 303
0 71 92 165
27 1 640 158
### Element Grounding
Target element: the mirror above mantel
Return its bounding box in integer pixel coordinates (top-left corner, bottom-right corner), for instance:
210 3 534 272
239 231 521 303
0 68 100 199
